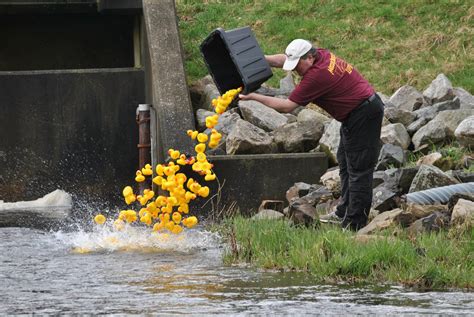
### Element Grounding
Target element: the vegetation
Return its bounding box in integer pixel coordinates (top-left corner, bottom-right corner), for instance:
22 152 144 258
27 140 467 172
220 216 473 289
176 0 473 94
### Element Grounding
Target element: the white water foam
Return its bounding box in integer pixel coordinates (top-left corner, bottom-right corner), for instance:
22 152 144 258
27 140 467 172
54 222 221 254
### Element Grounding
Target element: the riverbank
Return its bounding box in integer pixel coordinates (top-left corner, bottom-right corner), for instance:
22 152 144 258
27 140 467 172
218 216 473 290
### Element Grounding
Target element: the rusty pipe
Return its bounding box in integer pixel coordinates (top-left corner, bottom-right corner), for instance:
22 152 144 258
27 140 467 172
136 104 151 193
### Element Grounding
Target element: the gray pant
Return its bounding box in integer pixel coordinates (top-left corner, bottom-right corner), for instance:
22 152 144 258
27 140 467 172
335 94 384 230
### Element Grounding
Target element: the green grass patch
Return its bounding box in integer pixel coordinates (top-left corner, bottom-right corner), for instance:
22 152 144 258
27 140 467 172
219 216 474 289
176 0 473 94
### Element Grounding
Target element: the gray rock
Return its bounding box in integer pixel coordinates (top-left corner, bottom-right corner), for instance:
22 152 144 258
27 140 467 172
273 121 324 153
375 144 406 171
450 198 474 226
318 119 341 165
407 98 461 135
454 115 474 148
279 72 295 95
286 182 313 203
384 106 416 126
416 152 443 166
373 171 386 188
357 208 403 235
372 185 399 212
389 85 424 111
423 73 455 104
412 109 474 149
226 119 276 155
454 87 474 110
383 167 419 195
380 123 411 150
196 109 215 131
283 113 297 124
408 164 459 193
297 108 331 125
213 111 241 135
404 203 447 219
408 212 450 235
320 168 341 195
239 100 288 132
199 84 220 111
252 209 285 220
288 200 318 226
377 91 390 105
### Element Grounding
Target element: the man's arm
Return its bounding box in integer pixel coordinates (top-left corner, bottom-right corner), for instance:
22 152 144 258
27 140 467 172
239 93 300 113
265 54 286 68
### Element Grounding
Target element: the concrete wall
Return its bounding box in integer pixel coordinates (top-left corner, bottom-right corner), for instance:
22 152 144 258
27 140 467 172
0 68 145 205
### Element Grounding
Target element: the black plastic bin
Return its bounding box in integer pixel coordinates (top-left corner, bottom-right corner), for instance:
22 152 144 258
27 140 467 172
200 27 272 95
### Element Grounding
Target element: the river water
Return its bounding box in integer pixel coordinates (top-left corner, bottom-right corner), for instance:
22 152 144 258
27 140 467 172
1 225 473 315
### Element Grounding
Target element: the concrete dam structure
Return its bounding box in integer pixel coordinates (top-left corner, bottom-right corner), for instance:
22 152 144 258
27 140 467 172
0 0 327 214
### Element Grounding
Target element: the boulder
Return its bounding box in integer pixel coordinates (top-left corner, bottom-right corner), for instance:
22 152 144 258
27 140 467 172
279 72 296 95
389 85 424 111
320 168 341 196
404 203 447 219
318 119 341 165
416 152 443 166
411 109 474 150
357 208 403 235
213 111 241 135
383 167 419 195
286 182 313 203
297 108 331 125
239 100 288 131
283 113 297 124
199 83 220 111
407 98 461 135
423 73 455 104
454 115 474 148
288 200 318 226
273 121 324 153
226 119 276 155
384 106 416 126
380 123 411 150
372 185 400 212
408 211 450 235
453 87 474 110
450 198 474 226
372 171 386 188
377 91 390 105
375 144 406 171
408 164 459 193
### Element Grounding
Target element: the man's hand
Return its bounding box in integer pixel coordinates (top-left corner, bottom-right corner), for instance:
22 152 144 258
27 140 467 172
238 93 257 101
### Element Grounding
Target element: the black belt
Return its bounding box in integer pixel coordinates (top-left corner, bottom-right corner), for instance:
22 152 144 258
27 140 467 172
354 93 378 111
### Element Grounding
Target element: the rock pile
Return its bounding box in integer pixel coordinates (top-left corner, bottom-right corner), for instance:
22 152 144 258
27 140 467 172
190 73 473 234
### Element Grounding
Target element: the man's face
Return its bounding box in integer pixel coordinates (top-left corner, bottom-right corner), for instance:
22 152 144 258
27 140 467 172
294 55 315 76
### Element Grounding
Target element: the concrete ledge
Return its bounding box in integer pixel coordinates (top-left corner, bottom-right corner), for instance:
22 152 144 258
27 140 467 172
194 153 328 215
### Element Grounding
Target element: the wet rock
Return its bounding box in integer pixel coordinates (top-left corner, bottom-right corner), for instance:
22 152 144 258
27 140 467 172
196 109 215 131
384 106 416 126
453 87 474 110
454 115 474 148
318 119 341 165
389 85 424 111
423 73 455 104
273 121 324 153
357 208 403 235
412 109 474 150
380 123 411 150
372 185 399 212
408 211 450 235
450 199 474 226
409 164 459 193
320 168 341 196
226 119 276 155
383 167 419 195
239 100 288 131
375 144 406 171
252 209 285 220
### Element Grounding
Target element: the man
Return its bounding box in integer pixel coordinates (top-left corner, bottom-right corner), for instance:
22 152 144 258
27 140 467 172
239 39 384 231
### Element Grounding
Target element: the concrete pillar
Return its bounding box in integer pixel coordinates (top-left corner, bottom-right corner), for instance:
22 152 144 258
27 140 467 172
142 0 196 163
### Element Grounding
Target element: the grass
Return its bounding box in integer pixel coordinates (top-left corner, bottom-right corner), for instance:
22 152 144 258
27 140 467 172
219 216 474 289
176 0 473 94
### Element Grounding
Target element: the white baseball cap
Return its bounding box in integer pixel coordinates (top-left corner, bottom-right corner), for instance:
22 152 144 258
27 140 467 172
283 39 313 71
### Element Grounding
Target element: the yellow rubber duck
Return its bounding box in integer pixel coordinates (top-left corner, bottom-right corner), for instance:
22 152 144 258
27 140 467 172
125 194 136 205
156 164 164 176
138 208 148 217
141 163 153 176
187 130 199 140
171 224 183 234
183 216 198 229
122 186 134 197
185 191 196 202
178 203 189 214
155 195 167 207
205 115 219 129
153 221 164 232
195 143 206 153
172 211 182 224
153 175 163 186
144 189 155 200
168 149 180 160
197 152 207 163
140 213 152 226
94 214 106 225
197 133 209 143
205 172 216 181
198 186 210 198
165 221 175 232
177 154 187 165
168 196 178 206
135 170 145 182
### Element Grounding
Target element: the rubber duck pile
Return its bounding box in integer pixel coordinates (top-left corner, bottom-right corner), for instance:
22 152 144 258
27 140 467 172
93 87 242 234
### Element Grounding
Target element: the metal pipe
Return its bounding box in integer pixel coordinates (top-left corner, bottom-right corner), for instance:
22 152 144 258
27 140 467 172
406 182 474 205
136 104 151 193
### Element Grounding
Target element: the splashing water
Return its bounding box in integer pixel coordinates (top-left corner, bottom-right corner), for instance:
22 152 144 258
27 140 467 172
54 223 221 254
